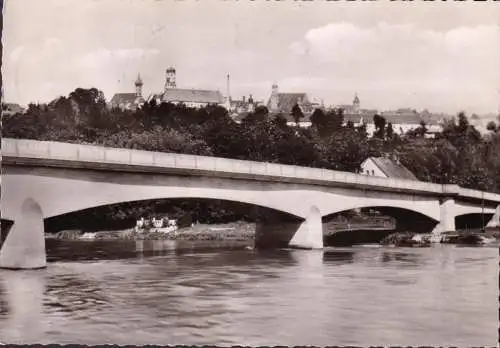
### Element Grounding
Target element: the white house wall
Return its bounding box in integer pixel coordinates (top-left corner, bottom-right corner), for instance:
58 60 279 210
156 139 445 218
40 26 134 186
360 159 387 178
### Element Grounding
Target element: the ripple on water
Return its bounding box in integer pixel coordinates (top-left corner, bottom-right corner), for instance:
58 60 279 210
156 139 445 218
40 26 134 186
0 244 497 346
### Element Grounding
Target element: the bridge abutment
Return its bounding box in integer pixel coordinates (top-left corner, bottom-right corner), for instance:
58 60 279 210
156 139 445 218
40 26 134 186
254 206 323 250
0 198 47 270
431 198 456 236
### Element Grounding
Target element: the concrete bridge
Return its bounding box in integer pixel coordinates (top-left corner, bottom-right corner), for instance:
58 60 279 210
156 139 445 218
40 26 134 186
1 138 499 270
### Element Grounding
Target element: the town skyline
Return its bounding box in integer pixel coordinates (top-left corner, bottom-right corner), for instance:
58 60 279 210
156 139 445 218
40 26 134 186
3 0 500 115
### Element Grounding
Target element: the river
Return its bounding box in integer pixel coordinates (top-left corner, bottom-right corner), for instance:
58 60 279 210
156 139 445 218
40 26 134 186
0 240 498 346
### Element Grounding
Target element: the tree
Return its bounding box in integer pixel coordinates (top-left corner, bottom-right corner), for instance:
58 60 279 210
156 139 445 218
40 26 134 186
373 114 386 139
310 108 327 136
243 106 269 125
486 121 497 132
291 104 304 125
386 122 394 140
272 113 288 129
330 108 344 131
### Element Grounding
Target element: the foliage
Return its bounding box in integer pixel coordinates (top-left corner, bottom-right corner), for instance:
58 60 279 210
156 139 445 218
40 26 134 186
5 87 500 230
291 104 304 125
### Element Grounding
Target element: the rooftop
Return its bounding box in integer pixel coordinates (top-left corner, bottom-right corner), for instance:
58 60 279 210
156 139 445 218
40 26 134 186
161 88 224 104
368 157 419 181
267 93 311 113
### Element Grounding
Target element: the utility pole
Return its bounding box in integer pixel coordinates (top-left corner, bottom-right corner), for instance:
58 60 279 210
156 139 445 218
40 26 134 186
481 191 485 232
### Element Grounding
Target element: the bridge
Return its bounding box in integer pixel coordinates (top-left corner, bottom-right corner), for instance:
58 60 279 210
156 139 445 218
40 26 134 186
1 138 499 269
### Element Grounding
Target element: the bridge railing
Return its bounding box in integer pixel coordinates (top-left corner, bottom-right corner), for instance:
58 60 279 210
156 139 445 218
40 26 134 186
3 138 499 202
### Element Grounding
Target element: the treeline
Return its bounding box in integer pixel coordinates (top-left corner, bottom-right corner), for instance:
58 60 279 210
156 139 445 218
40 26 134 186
3 87 500 231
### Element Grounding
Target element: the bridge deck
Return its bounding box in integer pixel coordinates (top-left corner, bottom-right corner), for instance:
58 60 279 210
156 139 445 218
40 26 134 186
2 138 500 204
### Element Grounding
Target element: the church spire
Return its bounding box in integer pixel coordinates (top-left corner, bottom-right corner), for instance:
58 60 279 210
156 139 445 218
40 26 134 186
135 73 143 97
353 92 360 113
135 73 143 86
353 92 360 105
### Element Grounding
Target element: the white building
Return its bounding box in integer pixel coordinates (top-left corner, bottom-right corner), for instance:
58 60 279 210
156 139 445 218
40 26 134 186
360 156 419 181
148 67 225 108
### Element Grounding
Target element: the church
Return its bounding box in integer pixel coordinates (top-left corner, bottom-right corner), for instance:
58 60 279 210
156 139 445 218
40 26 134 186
110 67 226 110
109 74 146 111
266 83 321 115
149 67 225 108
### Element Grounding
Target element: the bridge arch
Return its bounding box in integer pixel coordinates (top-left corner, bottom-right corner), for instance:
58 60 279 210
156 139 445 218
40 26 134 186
43 197 304 233
319 199 440 223
455 213 494 230
1 172 309 221
454 202 496 217
322 205 439 234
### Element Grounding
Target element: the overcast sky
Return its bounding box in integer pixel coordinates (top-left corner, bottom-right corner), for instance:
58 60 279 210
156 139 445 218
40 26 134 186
3 0 500 114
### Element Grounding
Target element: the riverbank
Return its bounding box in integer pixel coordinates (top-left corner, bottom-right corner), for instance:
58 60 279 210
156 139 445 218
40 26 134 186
380 229 500 247
50 221 256 242
49 222 500 247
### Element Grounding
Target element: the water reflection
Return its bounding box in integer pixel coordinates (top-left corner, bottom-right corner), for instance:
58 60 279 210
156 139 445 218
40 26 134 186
0 243 497 346
380 250 422 265
322 248 355 265
0 271 46 343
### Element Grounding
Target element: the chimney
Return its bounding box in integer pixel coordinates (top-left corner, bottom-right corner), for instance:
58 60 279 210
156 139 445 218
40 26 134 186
392 153 400 165
242 95 246 103
226 74 231 102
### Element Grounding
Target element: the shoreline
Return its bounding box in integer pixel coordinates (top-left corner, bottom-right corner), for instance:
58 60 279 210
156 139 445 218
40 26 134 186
49 221 257 242
48 222 500 247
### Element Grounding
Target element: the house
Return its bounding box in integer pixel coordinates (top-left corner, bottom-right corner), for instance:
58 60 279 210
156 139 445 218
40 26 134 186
109 74 145 111
2 102 25 116
360 155 419 181
379 108 424 135
336 95 444 137
149 88 225 108
266 83 321 115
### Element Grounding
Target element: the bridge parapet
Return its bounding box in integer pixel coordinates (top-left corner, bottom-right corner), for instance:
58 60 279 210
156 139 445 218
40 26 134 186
457 187 500 203
2 138 498 203
442 184 461 196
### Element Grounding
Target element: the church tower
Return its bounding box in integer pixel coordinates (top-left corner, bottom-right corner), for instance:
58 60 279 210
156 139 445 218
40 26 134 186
269 83 279 112
353 93 360 113
248 94 255 113
165 67 177 92
135 74 143 97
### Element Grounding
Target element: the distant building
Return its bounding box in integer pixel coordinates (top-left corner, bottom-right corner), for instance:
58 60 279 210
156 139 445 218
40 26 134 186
227 94 266 119
266 83 321 115
148 67 225 108
2 102 25 116
380 108 424 135
109 74 145 111
338 94 378 134
338 94 444 137
263 82 323 127
360 156 419 181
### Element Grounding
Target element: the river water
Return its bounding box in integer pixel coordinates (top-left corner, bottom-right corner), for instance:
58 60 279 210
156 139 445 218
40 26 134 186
0 241 498 346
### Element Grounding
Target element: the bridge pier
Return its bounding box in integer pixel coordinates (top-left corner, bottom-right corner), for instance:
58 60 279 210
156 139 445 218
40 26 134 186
0 198 47 270
254 206 323 250
431 198 456 237
486 205 500 228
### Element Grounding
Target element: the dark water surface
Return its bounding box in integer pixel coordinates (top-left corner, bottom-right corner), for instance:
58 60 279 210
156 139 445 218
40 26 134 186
0 240 498 346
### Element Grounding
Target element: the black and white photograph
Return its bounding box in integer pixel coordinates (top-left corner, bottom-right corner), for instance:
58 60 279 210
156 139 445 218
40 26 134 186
1 0 499 346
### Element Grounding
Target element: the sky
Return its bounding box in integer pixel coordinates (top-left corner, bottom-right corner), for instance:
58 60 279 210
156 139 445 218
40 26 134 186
2 0 500 114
